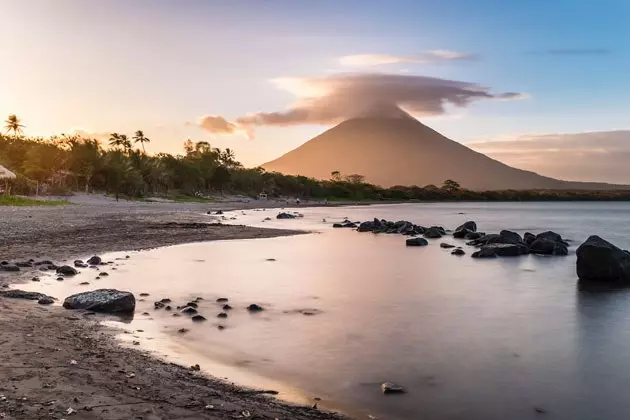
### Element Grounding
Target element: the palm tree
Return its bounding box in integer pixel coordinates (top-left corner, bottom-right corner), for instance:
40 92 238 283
108 133 124 149
133 130 150 153
119 134 132 153
4 114 24 135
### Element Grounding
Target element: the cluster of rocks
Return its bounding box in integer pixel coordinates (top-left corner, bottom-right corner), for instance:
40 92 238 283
152 296 266 326
356 218 446 237
467 229 568 258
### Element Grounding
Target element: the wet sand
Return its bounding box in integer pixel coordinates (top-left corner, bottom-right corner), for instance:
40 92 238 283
0 204 349 420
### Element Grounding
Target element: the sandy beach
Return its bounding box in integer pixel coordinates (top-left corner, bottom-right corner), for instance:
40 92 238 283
0 199 349 420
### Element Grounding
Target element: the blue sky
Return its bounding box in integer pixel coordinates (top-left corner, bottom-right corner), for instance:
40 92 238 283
1 0 629 180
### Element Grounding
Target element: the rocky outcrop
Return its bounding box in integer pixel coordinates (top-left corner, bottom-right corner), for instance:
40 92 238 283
451 248 466 256
333 222 357 228
480 243 528 257
576 236 630 284
63 289 135 314
87 256 102 265
423 227 444 239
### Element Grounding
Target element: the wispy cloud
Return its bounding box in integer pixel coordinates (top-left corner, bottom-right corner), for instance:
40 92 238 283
533 48 611 56
197 73 525 138
469 130 630 183
339 50 477 67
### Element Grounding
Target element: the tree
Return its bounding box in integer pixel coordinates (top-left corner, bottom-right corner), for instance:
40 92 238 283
4 115 24 136
108 133 124 150
133 130 150 153
345 174 365 184
442 179 461 193
331 170 341 182
211 166 231 196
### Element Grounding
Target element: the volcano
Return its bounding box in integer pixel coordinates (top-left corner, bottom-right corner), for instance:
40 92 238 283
262 110 623 190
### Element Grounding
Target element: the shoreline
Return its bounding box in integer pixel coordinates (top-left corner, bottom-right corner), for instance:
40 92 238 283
0 204 352 419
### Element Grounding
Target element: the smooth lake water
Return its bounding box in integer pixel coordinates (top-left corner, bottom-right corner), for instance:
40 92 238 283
19 202 630 420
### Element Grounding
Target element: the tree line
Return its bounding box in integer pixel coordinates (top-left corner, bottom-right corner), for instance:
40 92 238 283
2 115 630 202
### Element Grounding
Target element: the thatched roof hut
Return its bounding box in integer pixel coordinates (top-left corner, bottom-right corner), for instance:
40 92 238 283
0 165 16 180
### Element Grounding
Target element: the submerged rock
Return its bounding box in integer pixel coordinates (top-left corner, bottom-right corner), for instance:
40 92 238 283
530 238 568 256
406 237 428 247
451 248 466 256
440 243 456 249
217 312 228 318
576 235 630 284
181 306 198 314
63 289 135 314
381 382 406 394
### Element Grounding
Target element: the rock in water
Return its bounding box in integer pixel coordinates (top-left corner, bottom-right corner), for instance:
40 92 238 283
381 382 406 394
530 238 568 256
276 212 296 219
191 315 207 322
472 248 497 259
181 306 198 314
440 243 456 249
87 256 102 265
451 248 466 256
576 235 630 284
56 265 78 276
406 237 428 247
423 227 443 239
247 304 264 312
63 289 135 314
456 221 477 233
524 232 536 246
498 230 524 245
480 243 528 257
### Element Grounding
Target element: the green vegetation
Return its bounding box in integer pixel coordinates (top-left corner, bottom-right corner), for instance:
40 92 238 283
0 195 70 206
1 116 630 203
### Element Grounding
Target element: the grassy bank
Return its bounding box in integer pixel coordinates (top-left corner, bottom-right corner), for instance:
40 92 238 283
0 196 71 206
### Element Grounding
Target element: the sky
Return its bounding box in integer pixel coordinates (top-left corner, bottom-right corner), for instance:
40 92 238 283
1 0 629 182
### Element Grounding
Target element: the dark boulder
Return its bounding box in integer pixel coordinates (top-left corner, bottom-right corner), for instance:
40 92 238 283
576 236 630 283
276 212 296 219
465 231 484 240
472 248 498 259
191 314 207 322
247 304 264 312
423 227 443 239
524 232 536 246
453 228 472 239
456 221 477 233
217 312 228 318
333 222 357 228
440 243 456 249
56 265 78 276
15 261 33 268
222 304 233 310
216 297 229 303
537 231 564 244
481 243 528 257
87 256 102 265
499 230 524 245
357 221 375 232
406 237 428 247
181 306 198 314
451 248 466 256
63 289 135 314
530 238 568 256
